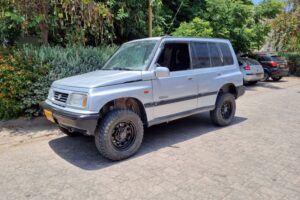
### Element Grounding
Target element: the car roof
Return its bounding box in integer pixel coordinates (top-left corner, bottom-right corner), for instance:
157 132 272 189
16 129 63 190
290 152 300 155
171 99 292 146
125 36 231 44
255 52 279 57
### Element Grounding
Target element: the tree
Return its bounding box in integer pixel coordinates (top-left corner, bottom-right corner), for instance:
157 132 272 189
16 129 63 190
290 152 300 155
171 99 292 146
172 17 213 37
271 0 300 51
172 0 283 53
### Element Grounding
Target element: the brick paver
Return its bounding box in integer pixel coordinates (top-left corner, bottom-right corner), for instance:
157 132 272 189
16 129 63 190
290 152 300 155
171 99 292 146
0 77 300 200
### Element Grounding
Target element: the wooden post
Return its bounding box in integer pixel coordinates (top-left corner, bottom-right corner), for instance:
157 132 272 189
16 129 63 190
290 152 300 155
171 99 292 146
148 0 152 37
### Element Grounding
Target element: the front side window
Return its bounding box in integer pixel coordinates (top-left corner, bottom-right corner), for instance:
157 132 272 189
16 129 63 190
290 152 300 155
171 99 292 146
157 43 191 72
191 42 211 68
103 40 158 71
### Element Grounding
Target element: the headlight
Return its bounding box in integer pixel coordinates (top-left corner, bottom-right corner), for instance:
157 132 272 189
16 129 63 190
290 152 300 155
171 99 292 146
47 88 54 100
69 93 88 108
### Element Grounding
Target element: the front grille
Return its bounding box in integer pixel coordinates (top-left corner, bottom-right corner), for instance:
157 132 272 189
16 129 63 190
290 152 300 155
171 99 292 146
54 91 69 103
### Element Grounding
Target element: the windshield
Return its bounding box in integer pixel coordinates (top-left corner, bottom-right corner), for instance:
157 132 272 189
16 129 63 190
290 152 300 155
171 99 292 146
103 40 159 71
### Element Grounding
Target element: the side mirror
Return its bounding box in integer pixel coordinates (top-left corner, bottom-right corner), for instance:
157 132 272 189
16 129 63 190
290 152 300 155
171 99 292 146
155 66 170 78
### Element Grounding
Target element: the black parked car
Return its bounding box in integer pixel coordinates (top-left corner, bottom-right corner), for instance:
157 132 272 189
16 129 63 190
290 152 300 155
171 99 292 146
252 53 289 81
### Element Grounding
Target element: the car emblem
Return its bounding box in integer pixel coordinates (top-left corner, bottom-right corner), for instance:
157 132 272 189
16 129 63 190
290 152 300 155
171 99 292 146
57 94 62 99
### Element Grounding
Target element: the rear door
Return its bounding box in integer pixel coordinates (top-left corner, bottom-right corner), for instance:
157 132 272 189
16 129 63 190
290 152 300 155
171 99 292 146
191 41 236 109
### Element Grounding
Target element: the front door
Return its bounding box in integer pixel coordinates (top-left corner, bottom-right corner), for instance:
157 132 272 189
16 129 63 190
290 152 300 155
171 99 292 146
152 42 198 119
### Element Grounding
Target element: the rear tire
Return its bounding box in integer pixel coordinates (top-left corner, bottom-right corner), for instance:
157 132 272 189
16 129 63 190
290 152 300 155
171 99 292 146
272 76 282 81
95 109 144 161
210 93 236 126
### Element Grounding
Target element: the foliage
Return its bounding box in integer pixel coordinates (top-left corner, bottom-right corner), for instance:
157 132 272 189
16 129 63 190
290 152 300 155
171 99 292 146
271 0 300 52
0 45 116 119
172 17 213 37
172 0 283 53
0 1 23 45
0 48 38 119
279 52 300 76
5 0 113 45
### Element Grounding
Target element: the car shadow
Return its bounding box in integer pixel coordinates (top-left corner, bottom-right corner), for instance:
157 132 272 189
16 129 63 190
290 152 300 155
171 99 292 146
48 113 247 170
245 81 283 91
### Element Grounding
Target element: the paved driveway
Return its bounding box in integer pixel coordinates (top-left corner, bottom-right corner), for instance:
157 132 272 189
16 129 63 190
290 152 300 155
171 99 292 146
1 77 300 200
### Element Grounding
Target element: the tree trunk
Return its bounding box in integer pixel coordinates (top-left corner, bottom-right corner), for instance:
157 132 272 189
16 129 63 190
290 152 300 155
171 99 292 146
39 21 49 45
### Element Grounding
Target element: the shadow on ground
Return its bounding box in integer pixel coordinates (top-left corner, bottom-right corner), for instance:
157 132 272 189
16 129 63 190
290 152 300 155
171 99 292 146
245 81 284 91
48 113 247 170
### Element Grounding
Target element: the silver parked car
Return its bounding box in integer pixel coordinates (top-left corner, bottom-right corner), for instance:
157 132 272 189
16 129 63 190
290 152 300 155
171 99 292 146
238 57 264 85
41 36 245 160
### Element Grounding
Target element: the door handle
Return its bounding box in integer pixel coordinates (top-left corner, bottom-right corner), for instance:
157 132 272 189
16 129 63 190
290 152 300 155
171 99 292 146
188 77 193 80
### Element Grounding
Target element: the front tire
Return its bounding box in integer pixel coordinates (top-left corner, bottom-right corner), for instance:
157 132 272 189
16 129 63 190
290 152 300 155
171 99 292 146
261 71 269 82
95 109 144 161
210 93 236 126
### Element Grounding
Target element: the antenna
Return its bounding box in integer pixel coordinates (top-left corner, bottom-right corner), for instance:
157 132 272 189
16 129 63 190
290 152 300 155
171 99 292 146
167 2 184 35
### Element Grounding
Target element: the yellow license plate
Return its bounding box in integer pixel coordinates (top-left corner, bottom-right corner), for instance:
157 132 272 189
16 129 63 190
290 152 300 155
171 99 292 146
44 109 55 123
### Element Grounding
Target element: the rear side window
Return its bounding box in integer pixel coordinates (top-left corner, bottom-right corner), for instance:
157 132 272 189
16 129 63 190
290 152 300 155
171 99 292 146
208 43 223 67
219 43 234 65
191 42 211 68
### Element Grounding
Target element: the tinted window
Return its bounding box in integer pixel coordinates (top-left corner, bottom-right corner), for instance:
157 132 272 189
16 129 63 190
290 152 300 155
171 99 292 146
219 43 234 65
263 56 271 61
257 56 265 62
208 43 223 67
238 58 246 66
191 42 211 68
271 56 284 62
246 58 260 65
157 43 191 72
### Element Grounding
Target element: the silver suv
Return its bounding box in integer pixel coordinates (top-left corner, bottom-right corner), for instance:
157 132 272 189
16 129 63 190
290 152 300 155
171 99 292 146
41 37 245 160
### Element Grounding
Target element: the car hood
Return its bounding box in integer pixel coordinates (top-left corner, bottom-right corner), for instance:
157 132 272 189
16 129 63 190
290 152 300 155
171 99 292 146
52 70 143 88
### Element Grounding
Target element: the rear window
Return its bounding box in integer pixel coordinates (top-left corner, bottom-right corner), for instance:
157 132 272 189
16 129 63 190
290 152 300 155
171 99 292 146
271 56 284 62
246 58 260 65
258 56 271 61
219 43 234 65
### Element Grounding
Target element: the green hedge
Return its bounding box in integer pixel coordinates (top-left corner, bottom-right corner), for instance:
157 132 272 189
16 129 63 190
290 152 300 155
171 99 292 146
0 45 116 119
279 52 300 76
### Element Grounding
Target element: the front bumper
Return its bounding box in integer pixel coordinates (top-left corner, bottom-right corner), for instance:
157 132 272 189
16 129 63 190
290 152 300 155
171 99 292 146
269 68 289 77
40 101 99 135
236 85 245 98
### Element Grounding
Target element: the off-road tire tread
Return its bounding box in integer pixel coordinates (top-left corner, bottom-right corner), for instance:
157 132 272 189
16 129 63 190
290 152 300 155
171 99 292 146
210 92 236 126
95 109 144 161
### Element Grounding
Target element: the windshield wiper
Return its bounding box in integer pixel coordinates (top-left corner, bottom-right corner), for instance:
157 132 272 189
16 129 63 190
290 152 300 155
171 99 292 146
112 67 135 71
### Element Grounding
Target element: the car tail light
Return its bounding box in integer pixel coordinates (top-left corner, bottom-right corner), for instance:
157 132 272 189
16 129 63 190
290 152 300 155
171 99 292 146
270 61 278 67
244 65 251 70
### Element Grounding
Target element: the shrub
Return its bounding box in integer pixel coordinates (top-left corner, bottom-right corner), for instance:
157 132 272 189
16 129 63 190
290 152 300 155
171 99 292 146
279 52 300 76
0 48 38 119
0 12 23 46
0 45 116 119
